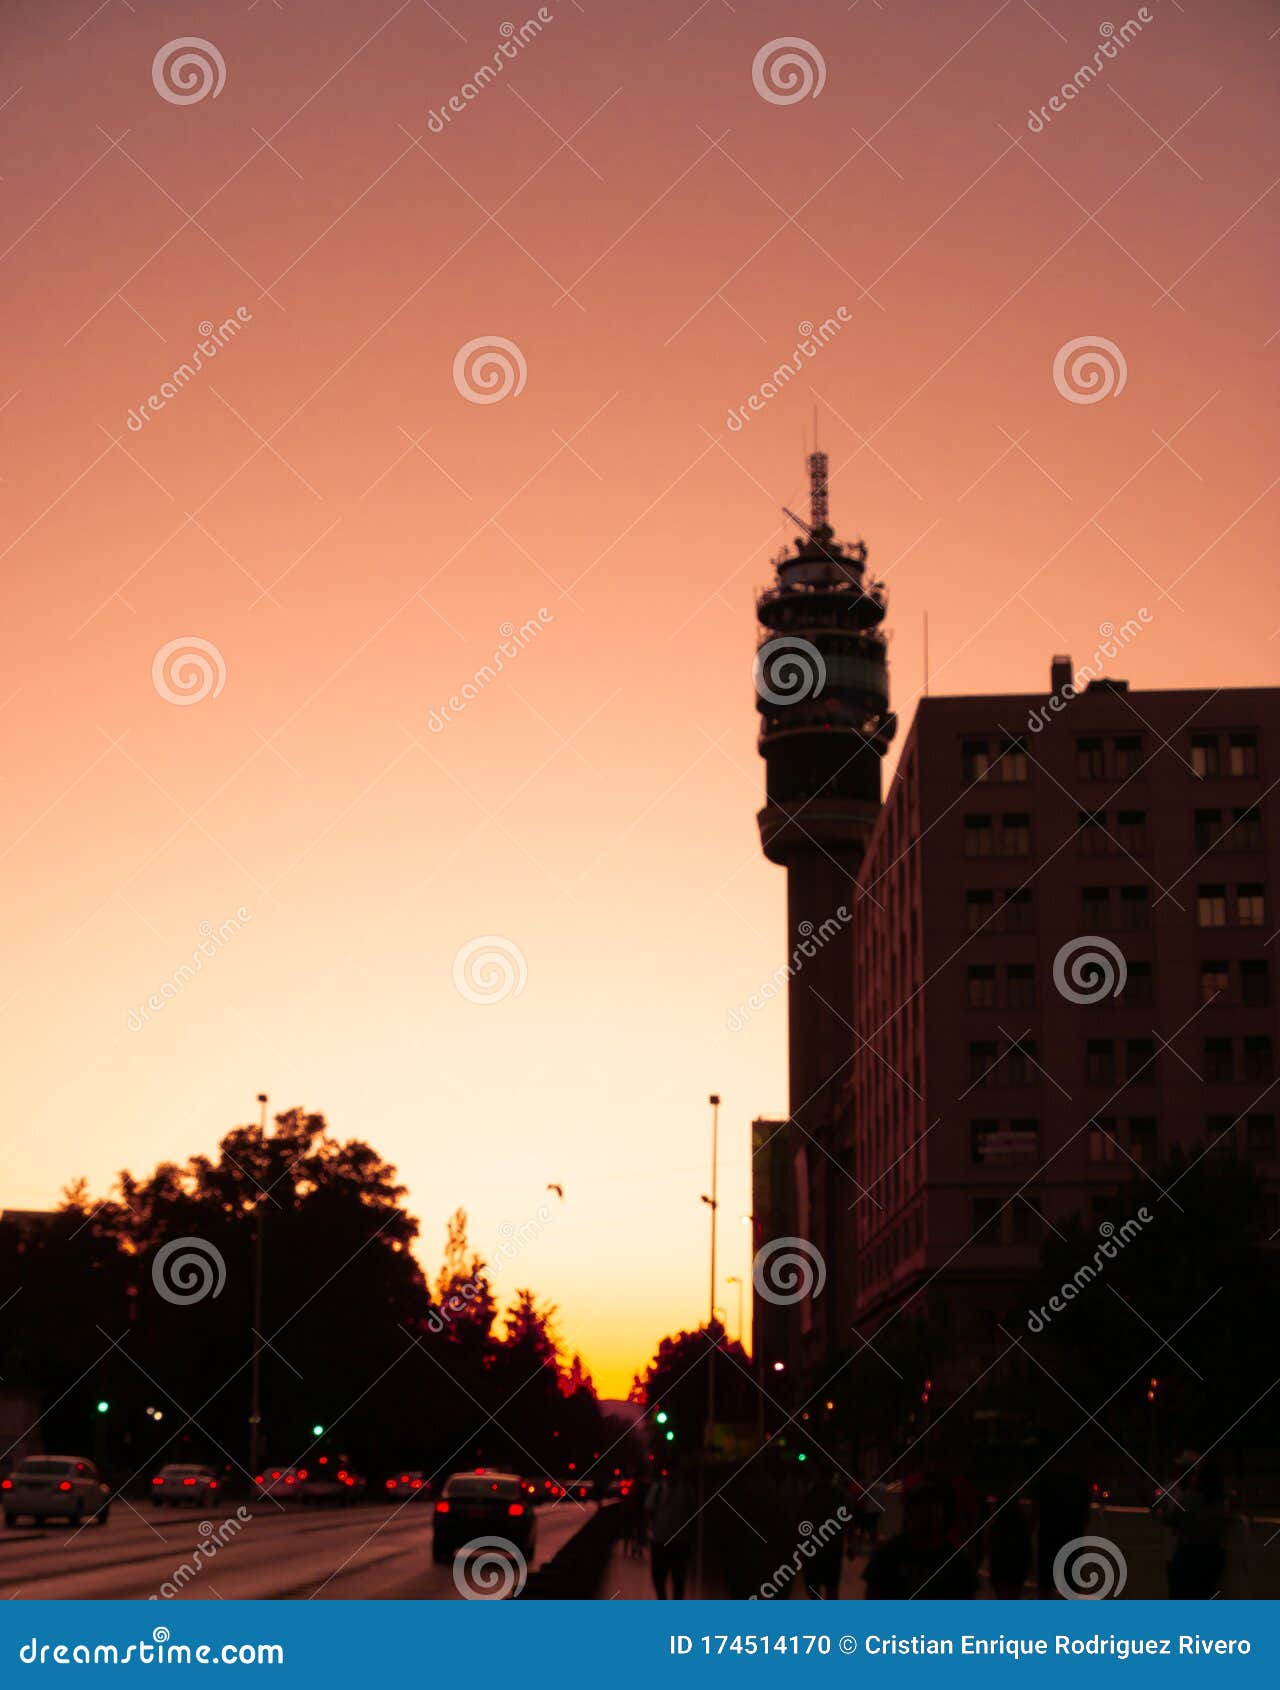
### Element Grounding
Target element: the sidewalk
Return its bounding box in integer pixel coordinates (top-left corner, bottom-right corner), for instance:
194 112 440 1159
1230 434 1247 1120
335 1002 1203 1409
601 1540 729 1600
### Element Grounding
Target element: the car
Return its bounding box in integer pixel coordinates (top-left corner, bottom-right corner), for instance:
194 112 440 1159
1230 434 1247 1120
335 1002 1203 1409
302 1463 364 1506
254 1467 303 1500
383 1470 430 1503
2 1456 110 1527
432 1470 536 1565
151 1464 219 1506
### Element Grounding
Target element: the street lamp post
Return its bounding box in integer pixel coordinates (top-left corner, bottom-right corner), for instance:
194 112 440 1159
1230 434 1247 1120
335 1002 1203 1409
248 1093 268 1478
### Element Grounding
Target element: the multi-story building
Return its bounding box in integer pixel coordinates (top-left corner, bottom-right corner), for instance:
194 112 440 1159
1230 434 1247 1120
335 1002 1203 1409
846 668 1277 1363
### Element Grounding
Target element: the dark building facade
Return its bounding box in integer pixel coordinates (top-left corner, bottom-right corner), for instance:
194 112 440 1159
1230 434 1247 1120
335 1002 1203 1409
751 455 893 1372
844 670 1277 1370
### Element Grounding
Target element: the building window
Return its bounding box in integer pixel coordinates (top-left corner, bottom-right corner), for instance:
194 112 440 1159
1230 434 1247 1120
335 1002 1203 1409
1089 1119 1121 1162
1197 885 1227 927
971 1120 1038 1166
1077 737 1105 780
1000 813 1031 856
1125 1037 1156 1083
1201 961 1230 1004
1121 961 1152 1006
1115 810 1147 852
1241 959 1270 1006
1007 964 1035 1009
1082 886 1111 930
1247 1115 1276 1159
1011 1198 1043 1245
999 739 1030 782
1077 810 1109 856
964 815 993 857
1229 733 1258 777
1194 809 1222 851
1119 887 1149 929
1086 1039 1115 1085
970 1041 998 1085
1204 1038 1233 1083
966 889 995 932
1129 1117 1157 1163
1232 807 1263 851
967 965 996 1009
1237 884 1266 926
1243 1037 1273 1081
1002 889 1033 933
962 740 991 783
1005 1040 1036 1087
970 1119 1000 1164
1112 736 1142 778
972 1197 1001 1237
1191 734 1220 779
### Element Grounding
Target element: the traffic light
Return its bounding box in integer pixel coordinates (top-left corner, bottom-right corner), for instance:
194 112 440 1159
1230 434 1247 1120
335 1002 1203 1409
654 1411 668 1425
95 1400 109 1414
311 1424 325 1437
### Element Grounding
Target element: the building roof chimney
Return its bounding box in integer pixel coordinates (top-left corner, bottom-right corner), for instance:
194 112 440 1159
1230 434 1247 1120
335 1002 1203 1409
1050 654 1072 694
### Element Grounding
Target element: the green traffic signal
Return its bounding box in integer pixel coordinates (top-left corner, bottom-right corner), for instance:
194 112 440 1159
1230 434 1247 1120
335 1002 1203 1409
654 1411 668 1426
311 1424 324 1437
664 1430 675 1442
95 1400 109 1414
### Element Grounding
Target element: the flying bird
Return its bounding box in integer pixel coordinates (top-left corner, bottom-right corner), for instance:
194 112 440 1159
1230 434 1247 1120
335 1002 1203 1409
546 1183 564 1201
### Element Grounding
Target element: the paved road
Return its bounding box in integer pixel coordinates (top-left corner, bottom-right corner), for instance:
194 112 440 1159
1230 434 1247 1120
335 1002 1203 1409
0 1498 592 1600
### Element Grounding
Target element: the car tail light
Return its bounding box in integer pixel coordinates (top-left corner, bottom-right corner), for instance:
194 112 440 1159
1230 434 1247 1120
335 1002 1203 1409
284 1476 294 1485
271 1470 281 1480
1 1480 11 1491
58 1481 72 1492
410 1479 422 1489
318 1457 327 1465
507 1503 524 1517
400 1474 409 1483
183 1477 196 1486
385 1478 395 1489
298 1470 308 1481
152 1477 164 1486
337 1470 348 1480
435 1501 450 1514
209 1480 218 1489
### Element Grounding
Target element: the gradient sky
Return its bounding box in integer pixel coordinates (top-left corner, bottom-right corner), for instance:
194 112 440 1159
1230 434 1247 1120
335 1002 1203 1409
2 0 1277 1395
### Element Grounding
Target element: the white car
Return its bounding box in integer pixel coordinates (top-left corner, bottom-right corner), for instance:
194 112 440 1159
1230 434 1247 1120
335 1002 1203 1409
2 1456 111 1527
151 1463 220 1506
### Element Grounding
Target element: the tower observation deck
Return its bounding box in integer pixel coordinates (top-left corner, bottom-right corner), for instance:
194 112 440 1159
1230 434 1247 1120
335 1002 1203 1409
752 452 893 1373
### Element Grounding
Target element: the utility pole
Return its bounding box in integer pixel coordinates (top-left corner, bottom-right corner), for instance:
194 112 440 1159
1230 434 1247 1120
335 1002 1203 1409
248 1093 268 1477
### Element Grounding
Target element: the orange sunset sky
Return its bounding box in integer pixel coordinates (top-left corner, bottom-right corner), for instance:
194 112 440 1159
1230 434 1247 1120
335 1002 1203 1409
2 0 1277 1394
